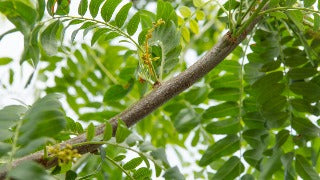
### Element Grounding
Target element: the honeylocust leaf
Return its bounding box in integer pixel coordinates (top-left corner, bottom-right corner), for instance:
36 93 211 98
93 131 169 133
89 0 104 18
101 0 121 22
127 12 140 35
199 135 240 166
213 156 245 180
86 123 95 141
40 20 61 56
78 0 88 16
115 3 132 27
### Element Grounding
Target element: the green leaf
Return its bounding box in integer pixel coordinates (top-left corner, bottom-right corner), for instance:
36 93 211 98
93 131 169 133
115 120 131 143
0 105 27 130
37 0 45 20
150 21 181 74
8 161 50 180
191 129 200 147
0 57 13 65
115 3 132 27
270 12 287 19
290 98 314 113
265 111 289 129
202 102 238 119
295 154 320 179
281 152 296 179
213 156 245 180
261 95 287 112
290 82 320 101
78 0 88 16
55 0 70 15
86 123 95 141
151 148 169 167
292 117 320 138
18 94 66 146
103 84 130 103
184 87 208 105
46 0 55 16
210 75 241 88
103 122 113 141
156 0 178 24
126 134 142 147
260 151 282 179
127 12 140 35
256 83 285 104
252 71 283 93
101 0 121 22
179 6 191 18
205 118 241 134
71 21 96 42
284 55 308 67
208 88 240 102
133 167 152 179
287 67 317 80
163 166 185 180
0 28 18 41
304 0 316 7
123 157 143 170
114 155 126 161
274 130 289 149
89 0 104 18
243 148 263 169
243 112 265 129
189 19 199 34
65 170 77 180
314 14 320 31
199 135 240 166
0 142 11 157
196 10 205 20
181 26 190 42
40 20 61 56
0 1 37 30
241 174 255 180
174 108 200 133
91 28 109 46
243 129 268 148
287 10 304 31
155 164 162 177
193 0 203 7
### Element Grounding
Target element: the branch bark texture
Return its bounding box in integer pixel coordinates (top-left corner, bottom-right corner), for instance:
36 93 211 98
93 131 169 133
0 10 264 179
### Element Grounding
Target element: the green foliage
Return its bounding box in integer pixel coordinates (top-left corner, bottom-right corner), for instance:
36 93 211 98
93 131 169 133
0 0 320 179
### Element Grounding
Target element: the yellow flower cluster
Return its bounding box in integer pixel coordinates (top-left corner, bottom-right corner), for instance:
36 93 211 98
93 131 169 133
47 144 81 165
141 19 165 80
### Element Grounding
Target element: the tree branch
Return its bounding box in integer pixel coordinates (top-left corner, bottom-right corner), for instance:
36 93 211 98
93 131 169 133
0 8 265 179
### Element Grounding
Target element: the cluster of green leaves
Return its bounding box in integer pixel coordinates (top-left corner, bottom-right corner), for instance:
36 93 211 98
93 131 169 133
178 0 207 42
77 119 183 179
1 0 320 179
0 94 70 178
165 2 320 179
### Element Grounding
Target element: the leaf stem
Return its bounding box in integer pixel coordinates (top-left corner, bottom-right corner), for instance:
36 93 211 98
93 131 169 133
61 16 143 52
105 154 134 180
259 7 320 16
72 141 165 170
6 119 23 179
241 0 257 21
89 51 136 101
159 42 165 81
236 0 243 26
234 0 268 37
